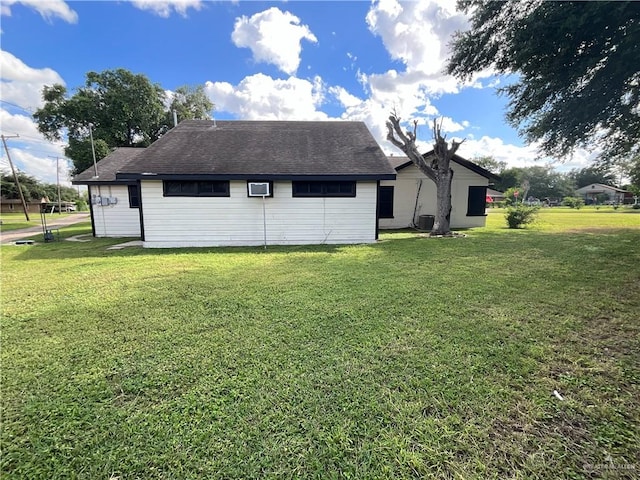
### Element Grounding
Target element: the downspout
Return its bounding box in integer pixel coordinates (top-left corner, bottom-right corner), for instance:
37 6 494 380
88 185 96 237
411 179 423 228
375 180 380 240
137 180 145 242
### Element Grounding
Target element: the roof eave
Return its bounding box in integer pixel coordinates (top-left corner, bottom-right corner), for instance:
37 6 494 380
115 173 396 181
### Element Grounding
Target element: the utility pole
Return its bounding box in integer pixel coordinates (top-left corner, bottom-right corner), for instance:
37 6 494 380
88 123 98 177
49 156 63 214
1 134 30 221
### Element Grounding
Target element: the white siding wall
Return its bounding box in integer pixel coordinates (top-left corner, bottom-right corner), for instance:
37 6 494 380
379 162 489 229
90 185 141 237
140 180 378 248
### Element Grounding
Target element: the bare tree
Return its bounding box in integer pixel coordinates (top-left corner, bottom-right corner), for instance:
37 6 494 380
386 113 464 236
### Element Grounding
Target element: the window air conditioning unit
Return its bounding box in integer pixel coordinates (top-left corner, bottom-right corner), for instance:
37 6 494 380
248 182 270 197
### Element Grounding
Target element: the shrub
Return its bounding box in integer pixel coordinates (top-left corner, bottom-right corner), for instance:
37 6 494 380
632 204 640 210
562 196 584 209
505 205 539 229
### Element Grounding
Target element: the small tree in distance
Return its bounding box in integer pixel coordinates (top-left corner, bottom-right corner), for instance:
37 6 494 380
387 113 464 236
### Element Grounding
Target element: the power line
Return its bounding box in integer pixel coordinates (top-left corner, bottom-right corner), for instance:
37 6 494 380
0 99 35 113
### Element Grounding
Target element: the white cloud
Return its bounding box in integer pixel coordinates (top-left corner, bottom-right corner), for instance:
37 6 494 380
329 86 362 109
458 136 598 172
1 50 66 110
0 0 78 23
130 0 203 18
366 0 458 72
0 52 68 184
366 0 467 83
5 148 71 186
205 73 329 120
232 7 317 75
0 109 69 185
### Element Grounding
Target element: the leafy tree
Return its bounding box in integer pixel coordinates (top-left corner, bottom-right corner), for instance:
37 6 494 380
1 172 45 201
387 115 463 236
568 165 616 189
448 1 640 164
166 85 213 126
33 69 213 175
470 155 506 176
496 166 574 200
65 137 112 176
503 186 519 206
42 184 80 203
494 168 521 193
627 157 640 191
1 172 79 202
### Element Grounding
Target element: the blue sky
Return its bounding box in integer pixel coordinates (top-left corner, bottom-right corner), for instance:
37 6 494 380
0 0 594 186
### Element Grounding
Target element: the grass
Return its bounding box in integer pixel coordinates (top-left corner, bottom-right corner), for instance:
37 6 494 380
0 212 75 232
2 209 639 479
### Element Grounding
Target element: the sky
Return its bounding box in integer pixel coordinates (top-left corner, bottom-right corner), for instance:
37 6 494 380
0 0 598 187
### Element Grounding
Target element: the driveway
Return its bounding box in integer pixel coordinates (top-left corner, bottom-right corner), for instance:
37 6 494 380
1 213 90 244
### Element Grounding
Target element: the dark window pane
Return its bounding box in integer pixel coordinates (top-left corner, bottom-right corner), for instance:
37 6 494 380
166 181 181 194
198 181 215 193
292 181 356 197
181 182 197 194
128 185 140 208
325 182 341 194
378 186 394 218
164 180 229 197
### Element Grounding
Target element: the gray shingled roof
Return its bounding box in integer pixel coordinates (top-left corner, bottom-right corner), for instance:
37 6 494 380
116 120 396 180
73 147 144 184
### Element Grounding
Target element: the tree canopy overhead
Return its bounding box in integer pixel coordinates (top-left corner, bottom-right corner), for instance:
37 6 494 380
447 1 640 164
33 69 213 174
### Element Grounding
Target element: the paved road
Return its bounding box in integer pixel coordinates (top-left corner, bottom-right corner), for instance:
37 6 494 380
1 213 90 244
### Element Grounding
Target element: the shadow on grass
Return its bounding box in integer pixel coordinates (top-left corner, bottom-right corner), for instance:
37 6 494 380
7 222 640 264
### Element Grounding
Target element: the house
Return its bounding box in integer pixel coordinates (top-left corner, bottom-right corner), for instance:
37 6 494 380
486 188 505 204
378 153 498 230
73 147 144 238
0 198 47 214
73 120 396 247
574 183 634 205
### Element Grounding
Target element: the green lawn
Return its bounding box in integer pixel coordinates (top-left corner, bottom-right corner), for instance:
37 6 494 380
2 209 639 479
0 212 74 232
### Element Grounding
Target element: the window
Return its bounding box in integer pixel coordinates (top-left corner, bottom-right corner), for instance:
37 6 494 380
128 185 140 208
292 181 356 197
163 180 230 197
377 186 394 218
467 186 488 216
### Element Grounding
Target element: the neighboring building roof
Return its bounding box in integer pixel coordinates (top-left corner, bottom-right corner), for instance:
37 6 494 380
575 183 630 194
487 188 505 198
73 147 145 184
387 152 500 181
115 120 396 181
0 198 47 204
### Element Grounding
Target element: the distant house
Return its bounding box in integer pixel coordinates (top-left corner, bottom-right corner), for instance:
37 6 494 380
379 153 498 230
486 188 505 204
73 120 395 247
574 183 633 205
0 198 45 214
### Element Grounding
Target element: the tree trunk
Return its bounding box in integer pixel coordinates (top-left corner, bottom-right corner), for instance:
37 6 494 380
386 115 463 237
433 166 453 235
